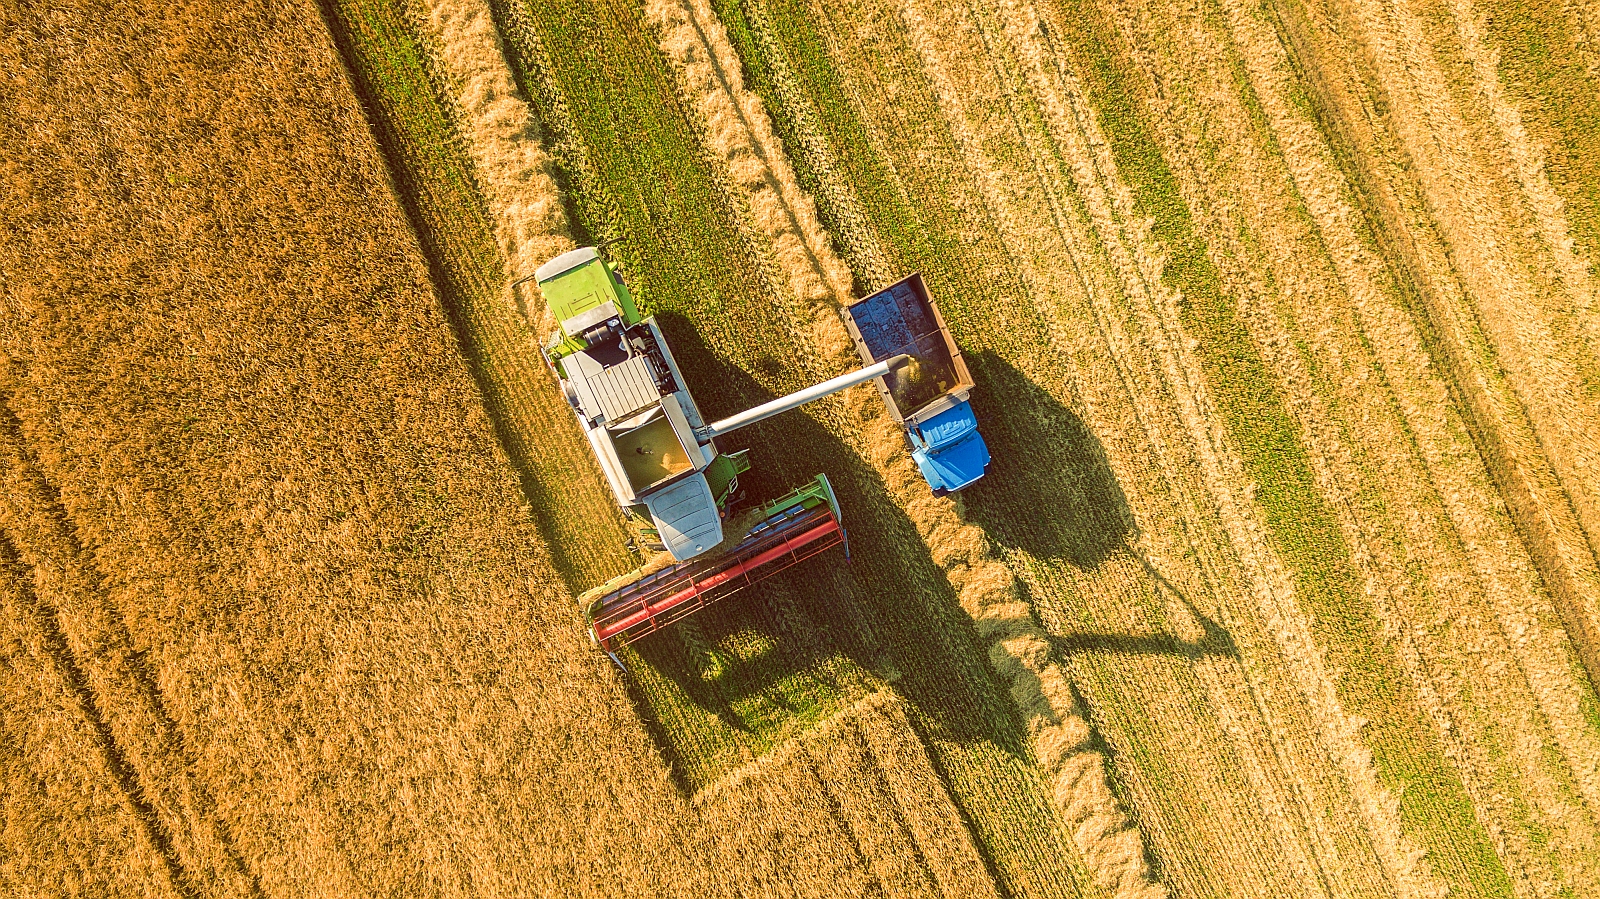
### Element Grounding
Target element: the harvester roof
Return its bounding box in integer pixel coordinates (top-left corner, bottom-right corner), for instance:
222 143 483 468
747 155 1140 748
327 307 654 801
535 247 639 332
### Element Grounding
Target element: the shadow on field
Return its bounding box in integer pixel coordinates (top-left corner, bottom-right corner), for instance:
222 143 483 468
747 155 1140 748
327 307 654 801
961 352 1134 568
959 353 1238 664
620 316 1033 789
1044 560 1238 662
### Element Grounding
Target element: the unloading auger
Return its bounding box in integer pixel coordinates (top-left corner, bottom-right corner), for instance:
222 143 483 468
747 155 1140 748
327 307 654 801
533 246 981 664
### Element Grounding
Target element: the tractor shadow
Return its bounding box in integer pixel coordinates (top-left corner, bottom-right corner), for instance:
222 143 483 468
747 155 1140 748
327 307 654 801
620 315 1039 784
960 351 1135 568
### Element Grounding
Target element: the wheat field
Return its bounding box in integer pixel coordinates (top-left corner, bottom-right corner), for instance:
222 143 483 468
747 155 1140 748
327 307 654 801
3 0 1599 895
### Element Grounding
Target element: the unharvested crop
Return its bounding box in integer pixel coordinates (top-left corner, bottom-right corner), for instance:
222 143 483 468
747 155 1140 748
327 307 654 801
7 0 1600 894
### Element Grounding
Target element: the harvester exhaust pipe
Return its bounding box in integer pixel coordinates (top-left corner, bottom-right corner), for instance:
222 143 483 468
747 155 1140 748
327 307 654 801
698 354 911 440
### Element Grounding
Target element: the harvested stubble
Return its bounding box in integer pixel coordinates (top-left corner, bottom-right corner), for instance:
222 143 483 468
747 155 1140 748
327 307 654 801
1270 0 1600 722
1141 0 1600 889
723 0 1394 894
0 1 1007 895
641 7 1167 893
1291 0 1600 644
1052 0 1600 889
709 0 1600 893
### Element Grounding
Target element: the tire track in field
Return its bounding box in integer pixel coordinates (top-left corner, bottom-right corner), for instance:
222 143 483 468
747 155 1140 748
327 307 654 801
1331 0 1600 599
768 0 1395 889
0 398 262 899
642 3 1161 895
1442 0 1600 339
1204 1 1600 892
0 531 193 899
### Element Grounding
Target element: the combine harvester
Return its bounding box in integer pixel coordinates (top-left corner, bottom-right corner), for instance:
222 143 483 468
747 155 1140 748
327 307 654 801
534 247 985 663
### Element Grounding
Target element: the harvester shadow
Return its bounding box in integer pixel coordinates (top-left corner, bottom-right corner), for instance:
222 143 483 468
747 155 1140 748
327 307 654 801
621 316 1034 769
960 352 1134 569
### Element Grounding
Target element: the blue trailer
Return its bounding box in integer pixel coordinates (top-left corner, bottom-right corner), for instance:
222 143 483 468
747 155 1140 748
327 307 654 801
841 274 990 494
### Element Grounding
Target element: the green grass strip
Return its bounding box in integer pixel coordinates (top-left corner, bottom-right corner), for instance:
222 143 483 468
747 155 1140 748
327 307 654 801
487 0 871 783
493 1 1094 894
1046 0 1512 893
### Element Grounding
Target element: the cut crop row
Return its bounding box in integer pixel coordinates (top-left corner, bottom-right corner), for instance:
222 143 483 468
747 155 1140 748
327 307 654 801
712 0 1572 893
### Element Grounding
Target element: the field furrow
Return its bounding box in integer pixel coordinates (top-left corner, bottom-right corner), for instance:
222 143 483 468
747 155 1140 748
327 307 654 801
0 531 184 899
1068 0 1600 891
879 2 1335 892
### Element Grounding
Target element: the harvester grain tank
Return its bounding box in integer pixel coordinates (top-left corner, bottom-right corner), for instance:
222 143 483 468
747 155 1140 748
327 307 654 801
535 247 908 661
842 274 990 494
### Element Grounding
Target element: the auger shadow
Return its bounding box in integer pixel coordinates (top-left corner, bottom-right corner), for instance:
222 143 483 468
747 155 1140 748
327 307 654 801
958 351 1238 661
1046 569 1239 662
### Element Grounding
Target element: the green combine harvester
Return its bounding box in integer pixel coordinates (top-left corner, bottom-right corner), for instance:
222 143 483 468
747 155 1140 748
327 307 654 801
535 246 907 664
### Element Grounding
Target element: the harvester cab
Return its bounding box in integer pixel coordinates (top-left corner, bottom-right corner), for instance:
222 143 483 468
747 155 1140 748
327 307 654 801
535 247 906 663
